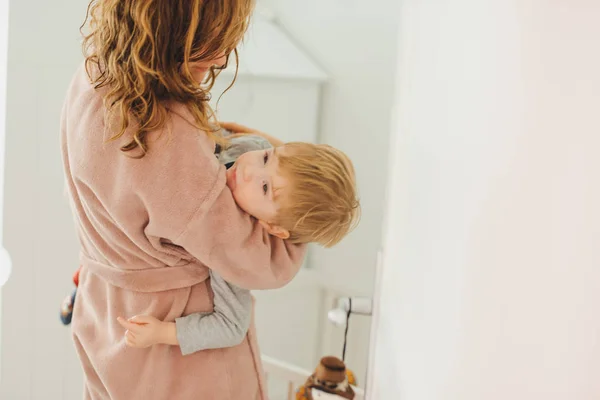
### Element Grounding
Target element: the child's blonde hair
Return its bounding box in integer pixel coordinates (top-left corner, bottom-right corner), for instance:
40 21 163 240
275 143 360 247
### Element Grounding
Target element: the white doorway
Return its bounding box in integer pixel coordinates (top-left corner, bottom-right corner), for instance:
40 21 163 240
0 0 89 398
0 0 11 386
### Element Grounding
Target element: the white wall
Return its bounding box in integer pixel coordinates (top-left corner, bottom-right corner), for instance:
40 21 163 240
264 0 400 382
372 1 600 399
0 1 7 237
0 0 9 385
1 0 87 398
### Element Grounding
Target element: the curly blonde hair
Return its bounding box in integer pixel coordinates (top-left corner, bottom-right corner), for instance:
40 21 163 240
81 0 254 156
276 143 361 247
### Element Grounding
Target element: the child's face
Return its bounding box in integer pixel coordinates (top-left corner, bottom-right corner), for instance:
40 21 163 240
226 146 291 239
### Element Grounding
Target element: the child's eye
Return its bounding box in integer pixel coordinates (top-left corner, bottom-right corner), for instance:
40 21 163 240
263 183 268 195
263 151 269 164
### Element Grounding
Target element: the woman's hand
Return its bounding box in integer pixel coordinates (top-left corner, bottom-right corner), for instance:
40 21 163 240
219 121 284 147
117 315 178 348
219 121 259 135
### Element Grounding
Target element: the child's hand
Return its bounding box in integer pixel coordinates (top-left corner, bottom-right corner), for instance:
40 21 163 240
117 315 177 348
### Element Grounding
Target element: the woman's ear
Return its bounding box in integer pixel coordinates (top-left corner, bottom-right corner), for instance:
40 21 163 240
258 220 290 240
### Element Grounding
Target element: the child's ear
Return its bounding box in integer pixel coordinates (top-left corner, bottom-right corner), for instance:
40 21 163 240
258 220 290 240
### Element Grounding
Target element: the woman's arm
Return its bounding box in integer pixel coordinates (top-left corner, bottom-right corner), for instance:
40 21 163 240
137 110 306 290
220 121 285 147
173 172 306 289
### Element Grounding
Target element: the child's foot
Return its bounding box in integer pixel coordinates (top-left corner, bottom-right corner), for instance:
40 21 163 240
60 290 76 325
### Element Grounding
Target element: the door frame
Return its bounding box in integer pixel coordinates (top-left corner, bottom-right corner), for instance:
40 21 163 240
0 0 11 385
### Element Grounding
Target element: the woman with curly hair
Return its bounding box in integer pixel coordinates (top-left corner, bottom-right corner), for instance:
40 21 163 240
61 1 306 398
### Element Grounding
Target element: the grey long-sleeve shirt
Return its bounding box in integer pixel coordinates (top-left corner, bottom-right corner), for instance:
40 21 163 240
175 132 272 356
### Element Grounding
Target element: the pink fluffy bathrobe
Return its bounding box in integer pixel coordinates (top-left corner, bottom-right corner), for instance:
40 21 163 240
60 64 306 400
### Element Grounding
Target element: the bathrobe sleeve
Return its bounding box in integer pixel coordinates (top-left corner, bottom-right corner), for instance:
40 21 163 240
135 109 306 290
